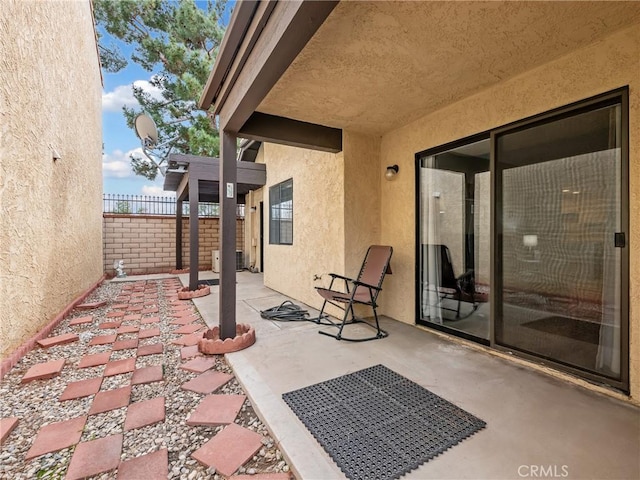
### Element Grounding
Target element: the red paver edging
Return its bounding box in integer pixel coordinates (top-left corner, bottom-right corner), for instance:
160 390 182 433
1 274 106 380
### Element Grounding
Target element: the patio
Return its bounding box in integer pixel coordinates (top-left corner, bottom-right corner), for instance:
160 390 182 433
187 271 640 480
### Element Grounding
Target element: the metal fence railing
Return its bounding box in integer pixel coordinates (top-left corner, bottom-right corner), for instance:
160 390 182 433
103 194 245 217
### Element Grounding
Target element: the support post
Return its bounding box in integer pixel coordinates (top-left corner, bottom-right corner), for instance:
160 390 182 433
189 180 199 290
176 199 183 270
219 131 237 339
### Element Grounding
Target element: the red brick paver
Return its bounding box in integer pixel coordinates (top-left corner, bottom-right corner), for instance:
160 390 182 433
59 377 103 401
69 315 93 325
98 321 123 329
123 314 142 322
76 301 107 310
37 333 79 348
66 434 123 480
124 397 165 431
0 417 19 444
173 323 202 335
131 365 163 385
106 311 125 318
89 386 131 415
21 359 65 383
180 356 217 373
117 448 168 479
181 370 233 394
89 334 117 346
187 395 246 426
117 325 140 334
192 423 263 476
172 332 204 346
141 316 160 324
139 327 161 339
180 345 201 360
25 415 86 460
137 343 163 357
113 338 139 351
79 351 111 368
170 316 198 325
104 357 136 377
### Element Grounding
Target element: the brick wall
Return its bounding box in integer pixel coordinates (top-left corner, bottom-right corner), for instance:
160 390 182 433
103 214 245 276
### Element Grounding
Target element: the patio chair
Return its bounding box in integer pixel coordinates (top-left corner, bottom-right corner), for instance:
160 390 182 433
314 245 393 342
423 244 479 319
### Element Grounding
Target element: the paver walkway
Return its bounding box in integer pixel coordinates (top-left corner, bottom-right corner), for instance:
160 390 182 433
0 278 292 479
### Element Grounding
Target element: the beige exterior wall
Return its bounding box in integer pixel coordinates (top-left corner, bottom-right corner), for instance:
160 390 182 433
379 25 640 398
0 1 103 358
247 143 346 311
103 215 245 275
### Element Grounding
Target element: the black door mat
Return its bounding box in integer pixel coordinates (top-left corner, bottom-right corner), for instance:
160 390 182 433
197 279 219 286
282 364 486 480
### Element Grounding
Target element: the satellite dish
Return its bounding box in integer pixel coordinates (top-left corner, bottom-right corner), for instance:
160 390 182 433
134 114 159 147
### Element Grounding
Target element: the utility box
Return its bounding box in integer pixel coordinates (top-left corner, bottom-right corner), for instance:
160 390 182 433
212 250 220 273
212 250 243 272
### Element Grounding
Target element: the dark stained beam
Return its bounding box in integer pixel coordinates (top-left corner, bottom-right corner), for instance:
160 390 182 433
216 1 339 132
219 131 238 340
188 178 200 291
239 112 342 153
176 199 183 270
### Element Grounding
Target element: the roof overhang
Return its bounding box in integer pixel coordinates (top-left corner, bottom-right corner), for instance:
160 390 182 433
200 1 640 138
163 153 266 203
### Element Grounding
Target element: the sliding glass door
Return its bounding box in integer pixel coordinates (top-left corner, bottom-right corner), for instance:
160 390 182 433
417 137 490 342
494 95 627 384
416 89 628 391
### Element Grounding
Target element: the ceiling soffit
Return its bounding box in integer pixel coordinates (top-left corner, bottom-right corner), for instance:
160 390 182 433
258 1 640 135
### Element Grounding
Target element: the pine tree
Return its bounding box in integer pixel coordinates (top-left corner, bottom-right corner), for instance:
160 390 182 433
94 0 227 180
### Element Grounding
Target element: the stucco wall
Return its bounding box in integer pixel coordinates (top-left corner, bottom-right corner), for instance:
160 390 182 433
253 143 346 311
103 215 245 275
0 0 103 358
378 25 640 398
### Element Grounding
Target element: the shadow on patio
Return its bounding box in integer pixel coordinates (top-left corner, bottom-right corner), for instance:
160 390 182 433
188 271 639 480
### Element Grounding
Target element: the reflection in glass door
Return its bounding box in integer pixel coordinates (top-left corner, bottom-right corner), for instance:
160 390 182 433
495 100 626 381
418 137 490 341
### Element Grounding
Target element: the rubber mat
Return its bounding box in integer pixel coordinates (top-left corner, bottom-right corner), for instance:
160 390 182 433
283 364 486 480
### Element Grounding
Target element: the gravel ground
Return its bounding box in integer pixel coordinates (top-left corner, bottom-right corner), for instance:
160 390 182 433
0 278 293 479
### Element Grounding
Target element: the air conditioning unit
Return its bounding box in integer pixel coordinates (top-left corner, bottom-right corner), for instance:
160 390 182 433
212 250 243 272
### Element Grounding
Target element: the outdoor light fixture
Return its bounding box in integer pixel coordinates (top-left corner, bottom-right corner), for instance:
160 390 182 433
385 164 399 180
51 147 61 161
250 206 257 213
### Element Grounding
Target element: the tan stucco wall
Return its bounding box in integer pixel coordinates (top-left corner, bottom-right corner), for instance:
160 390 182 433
250 143 346 311
379 24 640 398
0 0 103 358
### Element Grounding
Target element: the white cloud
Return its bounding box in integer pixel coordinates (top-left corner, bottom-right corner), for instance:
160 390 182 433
102 79 164 112
141 185 175 197
102 147 144 178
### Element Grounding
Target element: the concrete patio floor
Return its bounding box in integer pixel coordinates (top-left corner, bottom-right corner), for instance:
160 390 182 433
185 271 639 480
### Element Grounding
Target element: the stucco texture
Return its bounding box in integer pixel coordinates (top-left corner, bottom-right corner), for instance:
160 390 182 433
0 0 103 358
256 143 345 311
379 25 640 399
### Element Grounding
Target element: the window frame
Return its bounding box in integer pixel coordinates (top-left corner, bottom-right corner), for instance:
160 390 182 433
269 178 293 245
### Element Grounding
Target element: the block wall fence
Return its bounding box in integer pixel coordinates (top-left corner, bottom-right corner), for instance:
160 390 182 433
103 214 245 276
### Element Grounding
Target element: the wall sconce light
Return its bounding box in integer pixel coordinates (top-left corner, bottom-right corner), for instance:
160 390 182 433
51 147 62 162
385 164 399 181
249 206 257 213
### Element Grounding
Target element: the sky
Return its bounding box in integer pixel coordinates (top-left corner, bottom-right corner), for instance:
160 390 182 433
100 2 233 197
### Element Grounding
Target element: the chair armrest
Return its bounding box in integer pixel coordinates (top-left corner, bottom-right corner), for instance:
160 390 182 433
457 269 474 280
352 280 382 292
329 273 356 282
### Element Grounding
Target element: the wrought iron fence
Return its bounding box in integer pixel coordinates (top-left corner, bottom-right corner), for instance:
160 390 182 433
103 194 245 217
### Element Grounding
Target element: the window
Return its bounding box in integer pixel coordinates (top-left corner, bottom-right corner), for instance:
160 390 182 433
269 179 293 245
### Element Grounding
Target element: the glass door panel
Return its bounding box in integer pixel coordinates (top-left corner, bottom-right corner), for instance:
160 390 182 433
418 138 490 341
495 103 624 379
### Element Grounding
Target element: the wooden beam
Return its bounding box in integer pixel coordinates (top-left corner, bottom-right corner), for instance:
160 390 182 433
239 112 342 153
219 131 238 340
188 178 200 291
176 199 183 270
217 0 339 132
